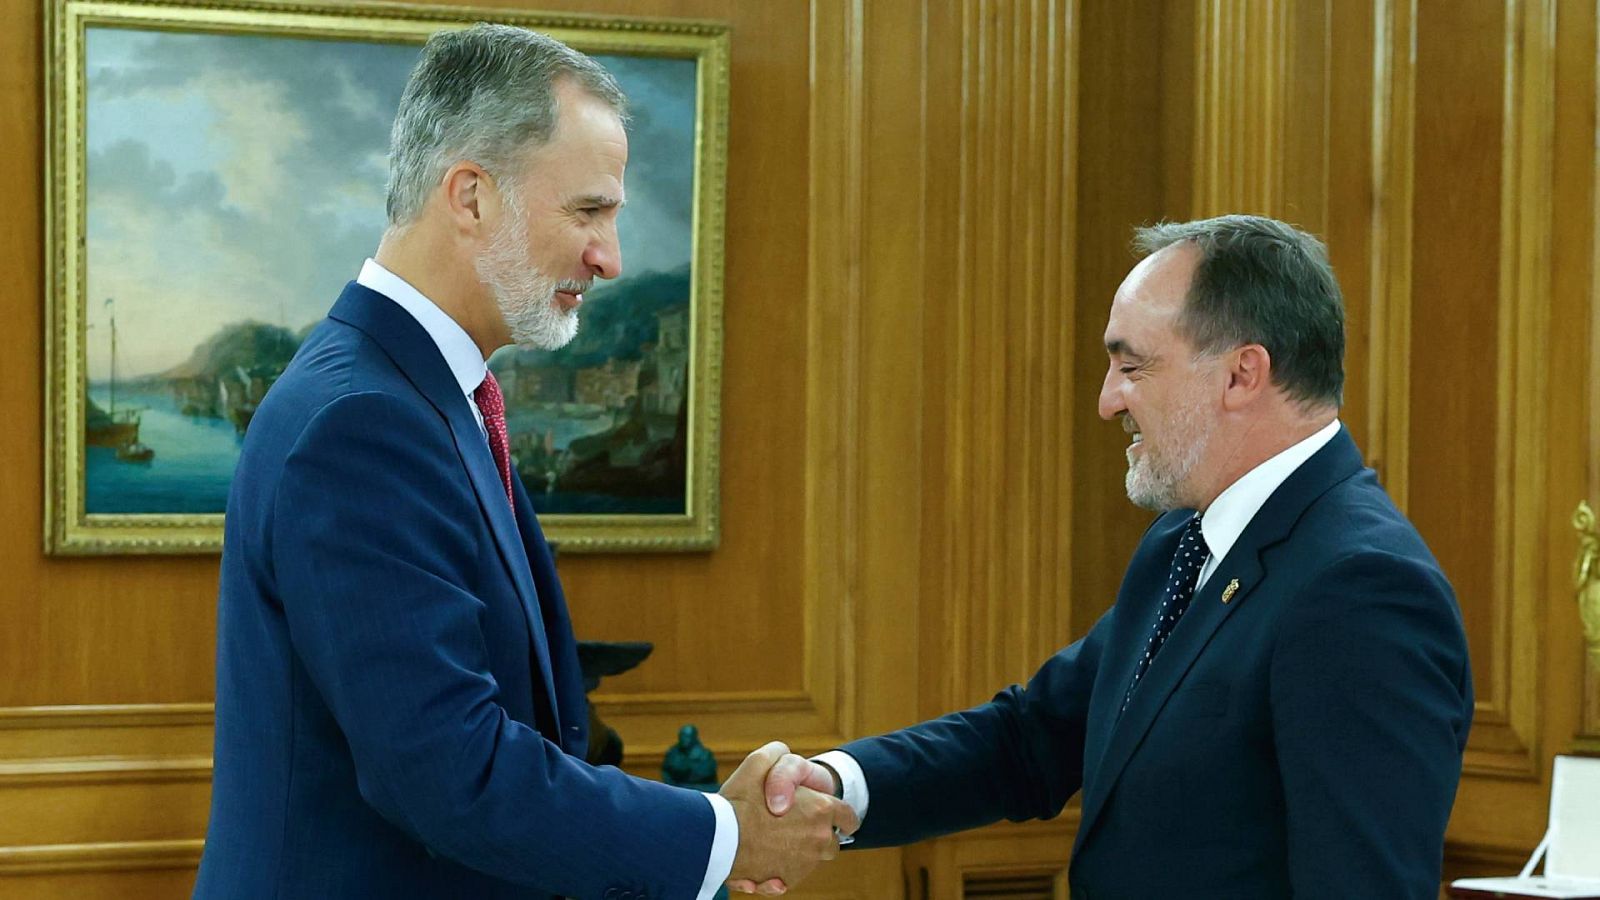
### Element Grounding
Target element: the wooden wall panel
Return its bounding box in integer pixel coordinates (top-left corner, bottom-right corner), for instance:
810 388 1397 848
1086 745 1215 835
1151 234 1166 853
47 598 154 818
1362 0 1414 494
1192 0 1292 216
1216 0 1559 788
852 0 930 749
2 0 907 894
1410 0 1511 756
1585 0 1600 751
1069 0 1179 644
1409 0 1557 780
0 870 202 899
1557 0 1600 760
9 0 1599 895
908 0 1087 886
0 706 211 889
923 0 1079 713
1167 0 1596 877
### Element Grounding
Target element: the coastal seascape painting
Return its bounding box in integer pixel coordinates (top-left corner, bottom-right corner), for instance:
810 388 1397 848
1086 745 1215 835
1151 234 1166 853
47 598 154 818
45 0 728 554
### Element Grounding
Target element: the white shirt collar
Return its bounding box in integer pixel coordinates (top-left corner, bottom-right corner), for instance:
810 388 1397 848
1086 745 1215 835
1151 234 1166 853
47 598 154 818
356 258 488 402
1196 418 1342 585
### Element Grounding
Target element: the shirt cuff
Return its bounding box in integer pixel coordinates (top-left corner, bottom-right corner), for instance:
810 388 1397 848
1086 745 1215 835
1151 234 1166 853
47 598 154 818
697 791 737 899
813 750 869 823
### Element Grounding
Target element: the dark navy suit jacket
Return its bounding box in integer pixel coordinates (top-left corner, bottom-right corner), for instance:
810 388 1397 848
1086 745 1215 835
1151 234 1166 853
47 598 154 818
841 428 1473 899
195 284 713 899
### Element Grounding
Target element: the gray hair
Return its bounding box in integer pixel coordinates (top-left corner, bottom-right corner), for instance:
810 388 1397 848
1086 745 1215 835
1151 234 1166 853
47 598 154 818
385 23 628 225
1133 214 1345 409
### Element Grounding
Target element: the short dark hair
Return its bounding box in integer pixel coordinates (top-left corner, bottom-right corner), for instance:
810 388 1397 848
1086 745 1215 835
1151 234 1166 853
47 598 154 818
1133 214 1345 408
385 23 628 225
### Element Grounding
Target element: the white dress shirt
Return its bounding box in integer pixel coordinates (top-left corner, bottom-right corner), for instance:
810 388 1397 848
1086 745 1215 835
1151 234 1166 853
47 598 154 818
1194 418 1340 590
818 417 1344 827
354 259 738 898
357 259 490 436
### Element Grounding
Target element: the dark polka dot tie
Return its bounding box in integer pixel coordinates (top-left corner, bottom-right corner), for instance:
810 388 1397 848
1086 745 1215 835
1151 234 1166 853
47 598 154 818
1122 514 1207 712
473 370 515 512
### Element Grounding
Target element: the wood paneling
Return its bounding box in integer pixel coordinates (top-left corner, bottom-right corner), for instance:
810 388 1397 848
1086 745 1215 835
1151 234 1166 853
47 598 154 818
921 0 1079 713
910 0 1084 883
1362 0 1413 494
1192 0 1292 216
1069 0 1178 644
1572 0 1600 756
8 0 1600 895
1153 0 1597 877
4 0 905 893
1405 0 1555 780
1203 0 1567 789
0 869 201 900
904 819 1074 900
1410 0 1508 743
0 706 211 891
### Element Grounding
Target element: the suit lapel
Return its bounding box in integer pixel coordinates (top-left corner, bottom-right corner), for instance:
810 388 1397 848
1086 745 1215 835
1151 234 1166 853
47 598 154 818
449 413 561 735
1078 515 1184 785
1075 427 1366 850
1077 550 1265 840
512 476 580 748
328 283 561 735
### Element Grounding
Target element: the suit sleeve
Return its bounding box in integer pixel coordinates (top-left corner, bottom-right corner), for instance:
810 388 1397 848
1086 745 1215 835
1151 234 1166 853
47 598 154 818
1270 551 1472 899
838 607 1113 848
271 391 714 899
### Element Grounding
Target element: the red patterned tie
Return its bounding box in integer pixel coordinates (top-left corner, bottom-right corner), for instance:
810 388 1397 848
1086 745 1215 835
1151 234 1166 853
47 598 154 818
473 370 515 511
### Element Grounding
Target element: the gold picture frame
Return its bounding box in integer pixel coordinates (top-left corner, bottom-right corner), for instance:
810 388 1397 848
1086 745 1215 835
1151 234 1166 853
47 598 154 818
44 0 728 554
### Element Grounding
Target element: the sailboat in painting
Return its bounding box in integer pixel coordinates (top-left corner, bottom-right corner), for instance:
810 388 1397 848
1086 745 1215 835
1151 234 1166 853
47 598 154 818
86 296 153 463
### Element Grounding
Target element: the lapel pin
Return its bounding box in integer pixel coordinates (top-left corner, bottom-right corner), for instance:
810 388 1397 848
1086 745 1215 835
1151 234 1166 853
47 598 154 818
1221 578 1240 604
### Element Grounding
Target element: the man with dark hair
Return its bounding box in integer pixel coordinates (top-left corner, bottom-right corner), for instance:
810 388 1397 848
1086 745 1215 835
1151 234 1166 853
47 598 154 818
750 215 1473 898
195 24 852 899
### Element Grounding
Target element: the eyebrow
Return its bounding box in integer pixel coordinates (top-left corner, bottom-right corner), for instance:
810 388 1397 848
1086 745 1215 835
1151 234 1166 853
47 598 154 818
1105 338 1146 360
577 194 624 209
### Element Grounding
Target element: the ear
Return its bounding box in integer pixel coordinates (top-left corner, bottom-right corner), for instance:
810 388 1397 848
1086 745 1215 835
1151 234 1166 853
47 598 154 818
440 161 492 236
1221 343 1272 412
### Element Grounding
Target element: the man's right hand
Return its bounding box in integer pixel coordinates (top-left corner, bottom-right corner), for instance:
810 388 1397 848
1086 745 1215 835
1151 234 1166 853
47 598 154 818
719 742 858 895
759 753 839 815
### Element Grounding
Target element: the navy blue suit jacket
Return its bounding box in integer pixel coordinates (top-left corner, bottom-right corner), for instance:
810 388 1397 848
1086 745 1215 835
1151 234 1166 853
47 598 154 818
196 284 713 899
841 428 1473 899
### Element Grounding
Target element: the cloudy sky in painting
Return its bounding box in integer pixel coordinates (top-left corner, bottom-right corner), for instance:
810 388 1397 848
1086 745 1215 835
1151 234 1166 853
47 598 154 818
85 26 696 380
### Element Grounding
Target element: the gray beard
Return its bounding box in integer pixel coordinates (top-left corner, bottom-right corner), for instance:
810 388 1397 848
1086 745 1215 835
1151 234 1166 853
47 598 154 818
1124 401 1214 511
474 196 580 351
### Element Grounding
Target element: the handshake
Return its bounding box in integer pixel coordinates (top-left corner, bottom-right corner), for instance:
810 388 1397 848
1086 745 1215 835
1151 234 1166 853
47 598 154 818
718 741 861 895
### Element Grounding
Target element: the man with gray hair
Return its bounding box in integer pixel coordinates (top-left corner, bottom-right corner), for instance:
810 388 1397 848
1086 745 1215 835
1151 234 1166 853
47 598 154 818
751 215 1473 898
197 24 852 899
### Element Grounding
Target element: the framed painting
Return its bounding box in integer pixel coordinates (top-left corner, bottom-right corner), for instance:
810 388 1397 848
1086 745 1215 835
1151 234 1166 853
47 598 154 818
44 0 728 553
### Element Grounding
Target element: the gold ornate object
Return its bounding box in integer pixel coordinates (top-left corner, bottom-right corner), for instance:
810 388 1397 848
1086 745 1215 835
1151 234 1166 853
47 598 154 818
1221 578 1240 605
1575 501 1600 669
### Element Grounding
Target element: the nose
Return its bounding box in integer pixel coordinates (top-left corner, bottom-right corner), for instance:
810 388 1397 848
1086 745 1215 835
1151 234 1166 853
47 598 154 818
584 225 622 281
1098 366 1125 421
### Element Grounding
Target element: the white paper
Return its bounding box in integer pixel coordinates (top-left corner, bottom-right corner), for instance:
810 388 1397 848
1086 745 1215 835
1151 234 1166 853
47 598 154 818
1449 876 1600 899
1548 755 1600 879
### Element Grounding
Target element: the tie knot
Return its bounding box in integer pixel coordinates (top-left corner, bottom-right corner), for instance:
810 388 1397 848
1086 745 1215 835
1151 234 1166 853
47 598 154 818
475 370 505 418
